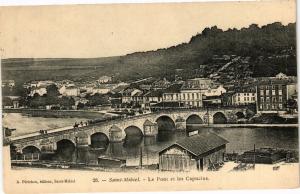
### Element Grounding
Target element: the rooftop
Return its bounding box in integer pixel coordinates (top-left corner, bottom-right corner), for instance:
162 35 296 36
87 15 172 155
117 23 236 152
164 83 183 93
160 132 229 157
144 90 164 97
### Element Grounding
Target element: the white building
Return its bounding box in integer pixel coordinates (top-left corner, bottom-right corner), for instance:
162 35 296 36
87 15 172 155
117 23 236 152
122 88 143 104
29 87 47 96
2 80 15 88
232 86 256 105
98 76 112 83
59 85 80 96
204 85 226 97
180 78 214 107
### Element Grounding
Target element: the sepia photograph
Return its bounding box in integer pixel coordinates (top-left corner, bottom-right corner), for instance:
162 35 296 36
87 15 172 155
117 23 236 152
0 0 299 193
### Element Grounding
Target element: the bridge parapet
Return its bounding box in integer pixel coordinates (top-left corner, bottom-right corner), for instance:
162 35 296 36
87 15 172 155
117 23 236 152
11 107 247 154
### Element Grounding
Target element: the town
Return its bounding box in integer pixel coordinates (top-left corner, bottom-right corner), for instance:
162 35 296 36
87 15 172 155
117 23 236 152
2 69 298 122
2 23 298 173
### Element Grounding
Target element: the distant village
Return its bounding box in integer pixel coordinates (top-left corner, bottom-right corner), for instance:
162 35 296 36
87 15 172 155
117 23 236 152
2 59 298 122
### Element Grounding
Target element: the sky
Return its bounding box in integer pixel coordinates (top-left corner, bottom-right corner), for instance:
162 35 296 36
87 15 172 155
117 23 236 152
0 0 296 58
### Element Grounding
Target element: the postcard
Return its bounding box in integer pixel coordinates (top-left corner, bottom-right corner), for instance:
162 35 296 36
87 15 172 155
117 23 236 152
1 0 298 193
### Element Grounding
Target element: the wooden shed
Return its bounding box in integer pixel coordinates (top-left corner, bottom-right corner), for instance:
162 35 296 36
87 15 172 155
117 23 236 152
159 132 228 171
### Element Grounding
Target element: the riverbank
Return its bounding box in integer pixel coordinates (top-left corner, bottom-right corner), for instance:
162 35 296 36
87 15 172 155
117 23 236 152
201 123 298 128
11 160 298 173
3 108 112 119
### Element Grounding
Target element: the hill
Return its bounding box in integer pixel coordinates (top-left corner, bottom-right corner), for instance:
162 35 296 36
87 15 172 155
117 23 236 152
1 22 296 85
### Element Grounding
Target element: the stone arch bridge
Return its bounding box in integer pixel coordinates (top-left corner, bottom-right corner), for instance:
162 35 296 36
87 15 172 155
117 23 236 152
10 107 246 154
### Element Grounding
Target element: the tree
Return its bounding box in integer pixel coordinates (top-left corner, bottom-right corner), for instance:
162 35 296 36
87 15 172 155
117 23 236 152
86 93 109 106
59 96 75 109
77 102 85 109
287 98 297 114
2 97 13 107
29 95 46 108
46 84 60 97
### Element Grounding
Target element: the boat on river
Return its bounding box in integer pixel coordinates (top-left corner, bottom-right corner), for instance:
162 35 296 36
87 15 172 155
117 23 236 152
239 147 288 164
97 156 126 168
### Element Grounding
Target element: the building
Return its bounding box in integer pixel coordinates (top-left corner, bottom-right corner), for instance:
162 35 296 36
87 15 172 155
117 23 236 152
159 132 228 171
92 85 110 94
180 78 214 108
256 73 297 113
121 88 143 104
109 93 122 108
162 83 183 103
2 96 21 108
29 86 47 96
203 85 227 107
2 80 15 88
131 90 144 108
231 86 256 106
151 78 171 90
59 86 80 96
73 97 89 108
98 76 112 83
143 90 163 108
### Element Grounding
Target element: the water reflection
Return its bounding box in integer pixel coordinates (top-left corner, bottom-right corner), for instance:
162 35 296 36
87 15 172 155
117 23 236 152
17 127 300 167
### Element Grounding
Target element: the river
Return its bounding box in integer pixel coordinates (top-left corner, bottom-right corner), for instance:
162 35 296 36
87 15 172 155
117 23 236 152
3 113 298 167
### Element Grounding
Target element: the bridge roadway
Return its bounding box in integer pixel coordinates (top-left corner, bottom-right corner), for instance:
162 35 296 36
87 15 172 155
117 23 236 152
9 107 247 154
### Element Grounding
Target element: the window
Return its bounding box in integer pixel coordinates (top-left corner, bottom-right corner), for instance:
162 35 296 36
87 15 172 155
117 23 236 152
238 97 240 102
252 97 255 101
279 104 283 109
279 90 282 95
244 97 247 101
266 97 270 102
260 97 264 102
272 97 276 102
260 90 264 95
260 104 263 109
272 104 275 109
272 85 276 89
272 90 275 95
192 93 195 100
279 96 282 102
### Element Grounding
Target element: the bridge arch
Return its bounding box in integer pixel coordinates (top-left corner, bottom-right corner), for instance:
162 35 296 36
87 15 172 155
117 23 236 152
186 114 203 131
124 126 143 137
235 111 245 119
90 132 109 149
54 139 76 161
123 126 143 148
22 145 41 154
213 112 227 124
156 115 176 131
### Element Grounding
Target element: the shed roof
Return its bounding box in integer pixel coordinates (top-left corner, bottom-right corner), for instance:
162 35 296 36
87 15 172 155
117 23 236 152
160 133 228 157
